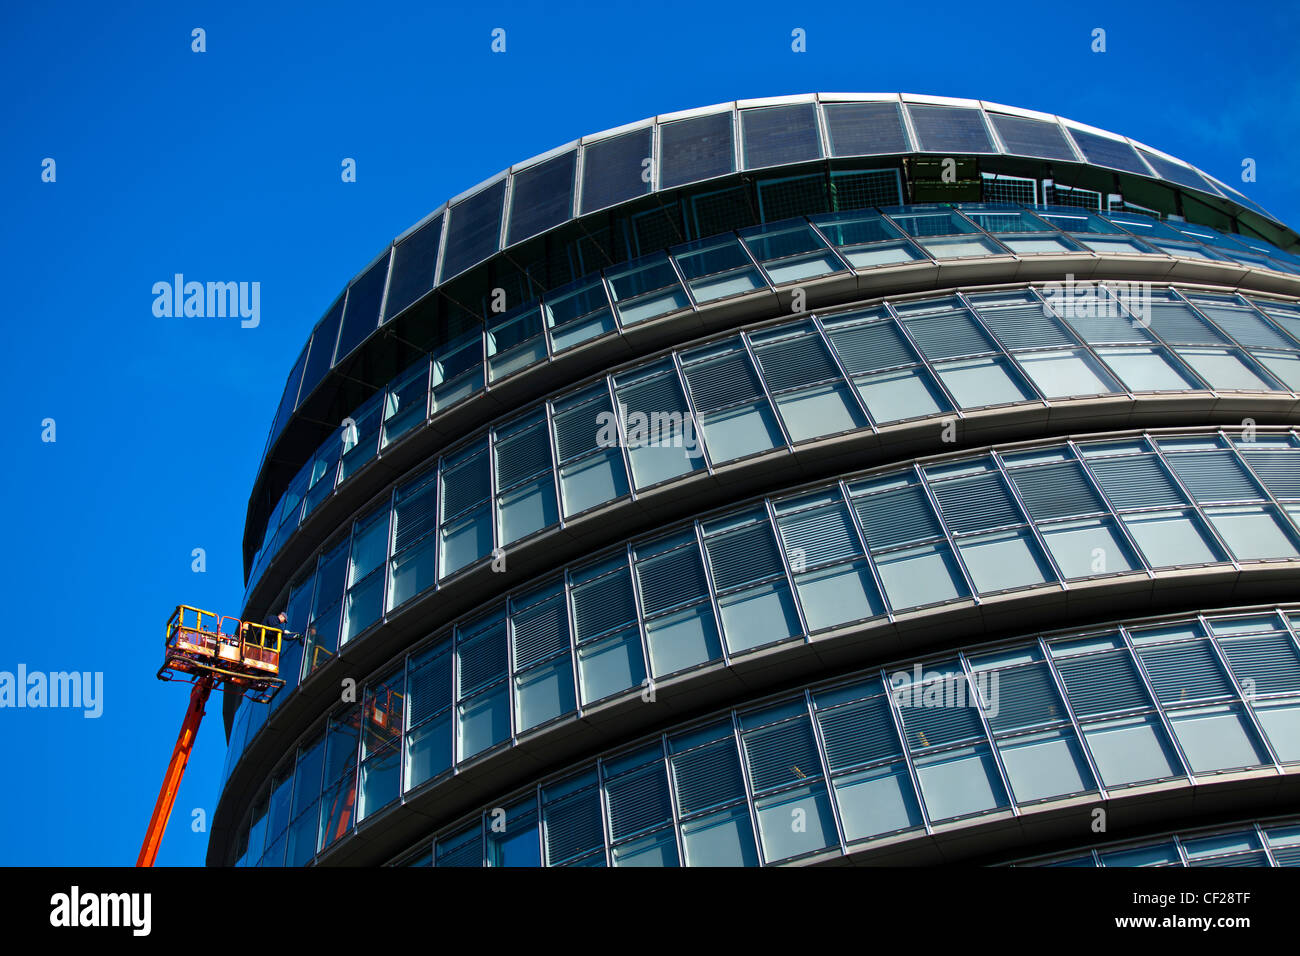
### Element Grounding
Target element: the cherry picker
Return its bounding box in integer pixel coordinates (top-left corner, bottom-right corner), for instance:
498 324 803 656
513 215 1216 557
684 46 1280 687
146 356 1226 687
136 605 286 867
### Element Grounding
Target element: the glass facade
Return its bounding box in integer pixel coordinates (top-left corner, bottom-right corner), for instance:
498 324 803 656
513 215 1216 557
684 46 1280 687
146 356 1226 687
217 95 1300 869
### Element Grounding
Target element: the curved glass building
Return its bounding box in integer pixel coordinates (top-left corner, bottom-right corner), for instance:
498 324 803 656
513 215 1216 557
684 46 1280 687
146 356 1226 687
210 94 1300 867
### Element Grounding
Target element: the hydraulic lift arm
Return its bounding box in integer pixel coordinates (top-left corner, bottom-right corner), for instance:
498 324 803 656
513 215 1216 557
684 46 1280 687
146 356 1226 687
137 675 214 867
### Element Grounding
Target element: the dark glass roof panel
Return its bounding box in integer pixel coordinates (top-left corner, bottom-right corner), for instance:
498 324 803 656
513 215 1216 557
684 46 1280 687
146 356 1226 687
741 104 821 169
823 101 910 156
660 112 734 188
906 104 996 154
988 113 1076 161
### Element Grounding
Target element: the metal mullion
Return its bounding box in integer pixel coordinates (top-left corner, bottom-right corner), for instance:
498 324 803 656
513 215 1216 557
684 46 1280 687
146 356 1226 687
957 651 1019 817
593 756 613 867
880 666 934 835
622 542 652 697
835 479 895 621
1202 614 1285 774
561 565 584 718
1035 636 1108 801
729 711 767 865
1256 822 1282 868
812 315 877 430
659 737 689 867
1148 441 1243 572
738 332 793 449
762 497 811 639
543 399 569 533
693 520 732 668
604 375 639 504
1120 628 1198 787
989 450 1069 591
670 351 716 475
1173 834 1191 867
913 464 981 604
663 250 699 312
1065 439 1155 579
803 690 848 856
881 300 967 419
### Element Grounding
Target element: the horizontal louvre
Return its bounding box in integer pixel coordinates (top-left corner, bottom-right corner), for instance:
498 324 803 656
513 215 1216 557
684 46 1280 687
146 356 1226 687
1056 651 1151 715
1058 310 1153 345
902 310 996 360
435 829 482 867
407 648 451 725
931 472 1023 533
1217 633 1300 695
898 686 985 749
512 597 569 668
571 568 636 640
828 321 917 374
778 503 861 566
618 372 690 444
673 741 746 814
1198 306 1294 349
458 625 507 694
553 397 613 462
986 664 1066 733
706 521 784 590
393 474 438 551
637 545 708 615
817 695 902 769
1011 462 1105 520
1138 641 1235 702
977 305 1075 350
854 485 943 549
1087 456 1186 509
495 422 551 488
1147 302 1227 344
683 351 764 412
1240 449 1300 499
441 452 489 517
544 789 603 865
605 765 671 841
754 335 841 390
743 718 821 791
1166 452 1262 502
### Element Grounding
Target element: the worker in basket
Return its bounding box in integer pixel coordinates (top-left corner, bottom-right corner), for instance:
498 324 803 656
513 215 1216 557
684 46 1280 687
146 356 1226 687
264 609 303 644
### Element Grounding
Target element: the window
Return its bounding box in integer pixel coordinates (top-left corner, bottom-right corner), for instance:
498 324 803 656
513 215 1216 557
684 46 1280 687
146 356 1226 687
1122 510 1225 567
1096 346 1200 391
456 612 509 762
615 363 704 488
304 538 348 674
485 799 541 867
681 343 783 462
381 358 430 448
775 492 882 630
752 328 867 442
741 703 838 862
1175 347 1277 391
439 443 491 579
358 669 403 818
286 734 324 866
605 253 689 325
405 639 452 790
703 511 801 653
1039 517 1137 578
388 468 438 610
493 413 558 545
635 531 721 677
570 557 645 705
342 507 388 643
552 385 631 517
1204 506 1300 560
935 355 1035 407
545 277 615 351
1015 349 1118 397
510 581 575 732
542 771 605 866
318 706 361 851
669 721 758 866
603 745 678 867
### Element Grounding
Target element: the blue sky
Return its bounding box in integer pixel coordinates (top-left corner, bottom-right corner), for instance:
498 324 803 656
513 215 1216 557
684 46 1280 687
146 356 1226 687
1 0 1296 866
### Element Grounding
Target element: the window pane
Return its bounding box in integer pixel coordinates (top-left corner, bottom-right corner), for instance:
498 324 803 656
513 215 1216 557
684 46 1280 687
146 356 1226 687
1122 510 1223 567
1097 347 1198 391
700 402 783 461
577 628 645 704
457 685 509 760
853 367 947 422
832 763 923 842
680 805 759 867
1016 349 1116 397
935 356 1034 407
718 581 801 653
997 729 1094 802
913 745 1008 821
646 603 722 677
515 656 576 732
1167 705 1267 773
957 528 1052 593
1205 507 1299 560
1176 348 1274 390
754 783 837 862
1040 518 1137 577
559 449 629 516
874 542 968 608
1082 715 1181 786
